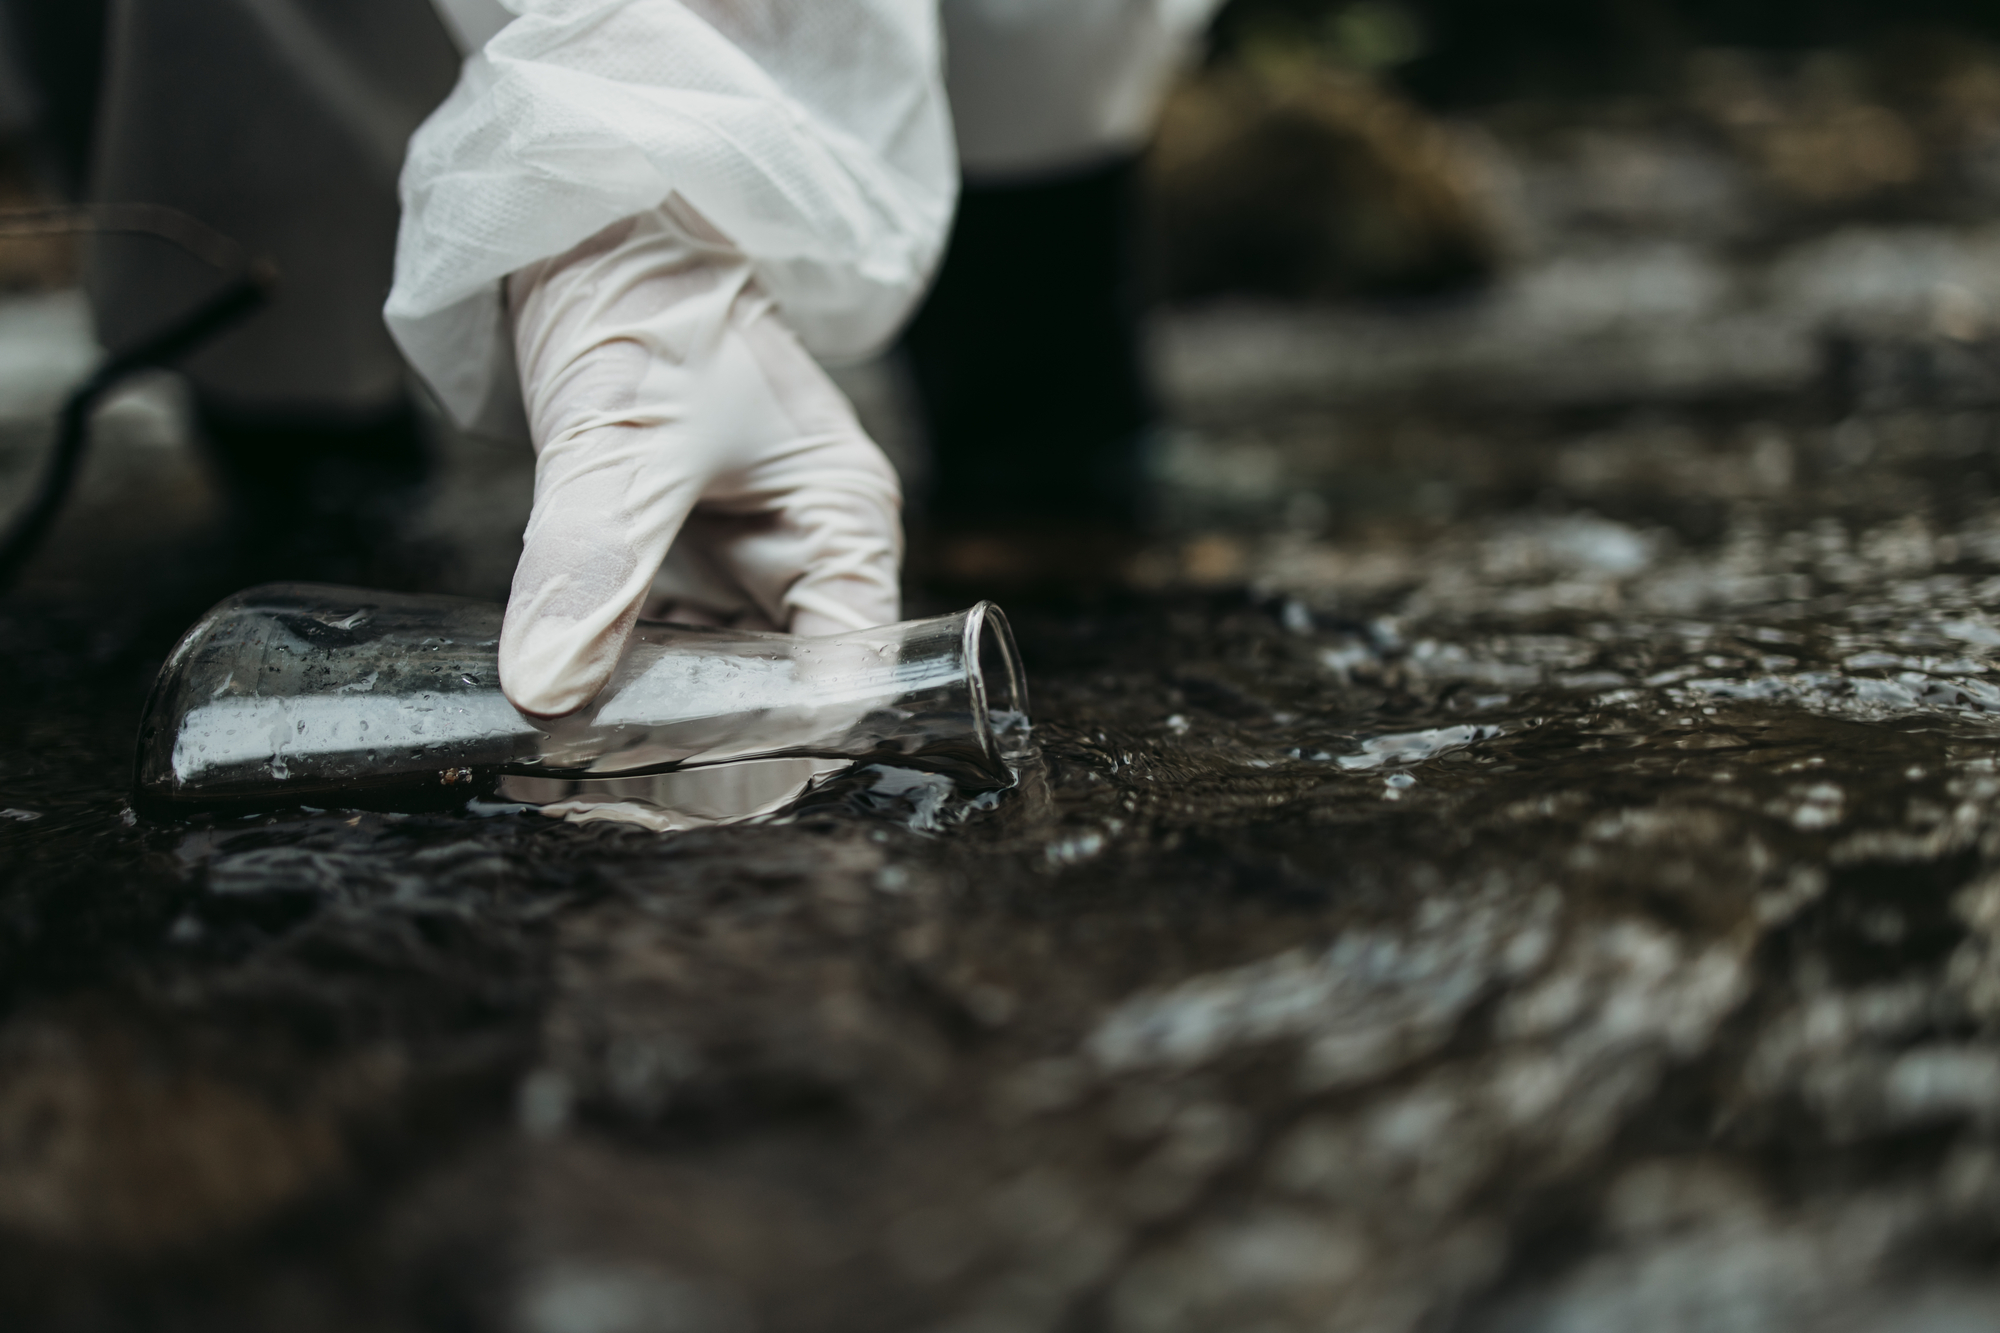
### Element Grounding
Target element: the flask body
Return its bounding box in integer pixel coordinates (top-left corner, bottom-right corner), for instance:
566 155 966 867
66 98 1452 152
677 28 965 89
137 583 1027 809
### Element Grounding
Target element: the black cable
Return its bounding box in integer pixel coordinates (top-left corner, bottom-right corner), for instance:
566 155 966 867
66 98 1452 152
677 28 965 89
0 206 276 591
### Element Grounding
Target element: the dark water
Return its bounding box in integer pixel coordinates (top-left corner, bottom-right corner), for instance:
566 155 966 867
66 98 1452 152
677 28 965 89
10 66 2000 1319
11 337 2000 1332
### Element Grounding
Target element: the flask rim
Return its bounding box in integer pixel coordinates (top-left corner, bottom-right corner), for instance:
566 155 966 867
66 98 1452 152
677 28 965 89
963 600 1029 771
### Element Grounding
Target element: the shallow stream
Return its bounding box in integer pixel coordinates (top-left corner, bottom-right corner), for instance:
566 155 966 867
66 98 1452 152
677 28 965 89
12 101 2000 1328
13 354 2000 1331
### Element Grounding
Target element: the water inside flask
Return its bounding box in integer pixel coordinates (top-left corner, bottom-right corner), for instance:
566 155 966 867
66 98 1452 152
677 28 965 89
136 583 1030 813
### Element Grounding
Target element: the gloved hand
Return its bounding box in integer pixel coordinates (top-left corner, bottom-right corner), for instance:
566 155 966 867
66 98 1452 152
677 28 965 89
499 202 903 718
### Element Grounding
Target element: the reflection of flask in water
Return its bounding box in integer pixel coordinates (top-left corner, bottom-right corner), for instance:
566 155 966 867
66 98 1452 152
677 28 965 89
136 583 1029 809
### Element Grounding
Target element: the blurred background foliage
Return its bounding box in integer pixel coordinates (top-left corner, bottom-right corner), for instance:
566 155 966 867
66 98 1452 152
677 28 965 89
1149 0 2000 303
4 3 2000 305
1209 0 2000 105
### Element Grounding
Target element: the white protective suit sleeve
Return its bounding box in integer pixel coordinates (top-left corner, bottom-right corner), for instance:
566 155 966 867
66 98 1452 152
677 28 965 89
387 0 957 437
941 0 1228 182
499 203 902 717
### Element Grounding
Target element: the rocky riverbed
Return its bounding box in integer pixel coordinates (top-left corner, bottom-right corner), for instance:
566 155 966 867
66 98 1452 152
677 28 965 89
10 63 2000 1332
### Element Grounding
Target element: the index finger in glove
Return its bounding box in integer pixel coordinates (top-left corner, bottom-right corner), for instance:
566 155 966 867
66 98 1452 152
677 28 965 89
497 216 724 718
500 415 702 718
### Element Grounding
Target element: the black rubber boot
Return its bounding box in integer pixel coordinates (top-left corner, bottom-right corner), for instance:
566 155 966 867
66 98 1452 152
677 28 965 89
903 155 1155 529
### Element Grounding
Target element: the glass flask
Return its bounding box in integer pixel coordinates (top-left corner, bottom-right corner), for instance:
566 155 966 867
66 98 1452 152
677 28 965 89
136 583 1029 810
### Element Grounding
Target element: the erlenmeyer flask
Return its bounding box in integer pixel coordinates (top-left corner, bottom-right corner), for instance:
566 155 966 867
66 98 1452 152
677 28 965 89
136 583 1029 809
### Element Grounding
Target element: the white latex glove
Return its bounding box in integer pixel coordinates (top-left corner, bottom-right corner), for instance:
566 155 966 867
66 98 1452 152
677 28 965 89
499 202 903 718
